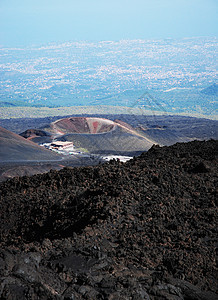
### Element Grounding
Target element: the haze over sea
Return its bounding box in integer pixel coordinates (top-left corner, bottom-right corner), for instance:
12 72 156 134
0 0 217 119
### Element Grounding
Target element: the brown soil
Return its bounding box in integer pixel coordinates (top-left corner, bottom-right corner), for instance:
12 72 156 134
0 140 217 299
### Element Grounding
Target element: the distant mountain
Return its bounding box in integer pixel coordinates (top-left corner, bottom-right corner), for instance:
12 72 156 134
201 83 218 95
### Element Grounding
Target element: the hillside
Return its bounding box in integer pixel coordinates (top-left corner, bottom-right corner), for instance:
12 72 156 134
0 126 98 181
0 140 217 299
0 126 61 162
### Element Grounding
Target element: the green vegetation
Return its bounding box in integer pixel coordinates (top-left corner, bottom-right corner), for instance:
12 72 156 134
0 106 217 120
76 147 89 153
0 105 161 119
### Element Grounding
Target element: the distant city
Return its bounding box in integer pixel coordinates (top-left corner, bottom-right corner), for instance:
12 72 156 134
0 37 217 118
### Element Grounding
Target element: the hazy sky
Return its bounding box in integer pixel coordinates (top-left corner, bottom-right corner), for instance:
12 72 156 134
0 0 217 47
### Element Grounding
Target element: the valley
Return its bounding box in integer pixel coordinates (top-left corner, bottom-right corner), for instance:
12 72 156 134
0 113 217 181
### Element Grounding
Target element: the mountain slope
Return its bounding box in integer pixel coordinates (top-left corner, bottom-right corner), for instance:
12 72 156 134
0 126 61 162
201 83 218 95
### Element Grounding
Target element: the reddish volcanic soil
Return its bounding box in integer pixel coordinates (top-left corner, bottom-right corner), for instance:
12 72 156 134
0 140 217 299
52 117 117 134
51 117 156 144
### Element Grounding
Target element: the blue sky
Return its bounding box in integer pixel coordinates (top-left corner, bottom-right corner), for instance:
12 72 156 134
0 0 217 47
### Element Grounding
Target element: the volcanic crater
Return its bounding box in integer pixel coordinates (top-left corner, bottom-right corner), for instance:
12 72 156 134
37 117 158 156
52 117 117 135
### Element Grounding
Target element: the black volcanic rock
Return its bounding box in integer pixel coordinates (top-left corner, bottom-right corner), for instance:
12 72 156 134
0 140 217 299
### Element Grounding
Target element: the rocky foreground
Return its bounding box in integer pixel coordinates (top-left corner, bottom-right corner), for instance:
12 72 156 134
0 140 217 299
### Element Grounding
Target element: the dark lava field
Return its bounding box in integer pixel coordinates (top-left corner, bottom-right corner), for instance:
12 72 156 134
0 140 217 300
